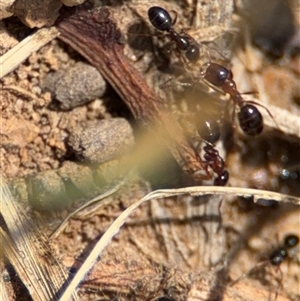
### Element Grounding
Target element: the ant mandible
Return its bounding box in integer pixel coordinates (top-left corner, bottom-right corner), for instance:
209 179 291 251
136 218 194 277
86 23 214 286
148 6 200 62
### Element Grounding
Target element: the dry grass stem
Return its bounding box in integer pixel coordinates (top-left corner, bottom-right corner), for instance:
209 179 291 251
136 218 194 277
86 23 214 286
0 176 79 301
0 27 59 78
1 1 299 300
59 185 299 300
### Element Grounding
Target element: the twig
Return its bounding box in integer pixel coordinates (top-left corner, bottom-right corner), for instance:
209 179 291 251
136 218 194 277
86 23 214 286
57 7 207 179
49 171 132 240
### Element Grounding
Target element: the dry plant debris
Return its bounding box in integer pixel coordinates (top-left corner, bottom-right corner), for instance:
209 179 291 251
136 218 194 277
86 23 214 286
0 1 300 301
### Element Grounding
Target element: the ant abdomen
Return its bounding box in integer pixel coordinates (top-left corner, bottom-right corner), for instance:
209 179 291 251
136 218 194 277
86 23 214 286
214 170 229 186
197 119 220 145
238 104 263 136
185 44 200 62
284 234 299 249
148 6 172 32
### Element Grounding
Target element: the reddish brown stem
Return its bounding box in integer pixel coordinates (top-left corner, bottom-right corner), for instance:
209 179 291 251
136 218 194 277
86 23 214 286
57 6 207 179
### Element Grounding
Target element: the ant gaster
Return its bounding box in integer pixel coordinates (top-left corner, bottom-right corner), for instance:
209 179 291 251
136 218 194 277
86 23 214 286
148 6 200 62
201 62 269 136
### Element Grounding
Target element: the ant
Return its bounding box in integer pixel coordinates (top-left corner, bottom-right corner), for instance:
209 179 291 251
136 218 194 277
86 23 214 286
148 7 271 136
196 118 229 186
231 234 299 300
265 234 299 299
199 62 275 136
148 7 231 185
269 234 299 267
203 144 229 186
148 6 200 62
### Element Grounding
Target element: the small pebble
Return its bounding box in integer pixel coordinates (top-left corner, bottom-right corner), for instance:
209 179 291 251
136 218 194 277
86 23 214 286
42 61 107 110
68 118 135 163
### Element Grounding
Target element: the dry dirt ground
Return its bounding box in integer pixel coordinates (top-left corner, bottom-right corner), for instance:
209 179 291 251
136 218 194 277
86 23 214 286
1 1 300 301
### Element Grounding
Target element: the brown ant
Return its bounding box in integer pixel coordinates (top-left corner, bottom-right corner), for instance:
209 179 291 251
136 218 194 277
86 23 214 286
199 62 277 136
231 234 299 300
203 144 229 186
195 118 229 186
148 7 272 136
148 7 230 186
148 6 201 62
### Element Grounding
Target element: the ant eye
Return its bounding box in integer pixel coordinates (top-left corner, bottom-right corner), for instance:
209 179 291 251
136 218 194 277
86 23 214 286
238 104 263 136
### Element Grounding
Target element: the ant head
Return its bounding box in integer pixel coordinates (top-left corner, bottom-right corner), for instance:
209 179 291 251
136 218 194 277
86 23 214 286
204 63 230 87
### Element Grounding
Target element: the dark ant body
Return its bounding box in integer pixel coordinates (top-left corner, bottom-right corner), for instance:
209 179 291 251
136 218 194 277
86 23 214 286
269 234 299 266
201 62 268 136
148 7 271 136
197 119 220 145
203 144 229 186
148 6 200 62
231 234 299 300
267 234 299 299
196 119 229 186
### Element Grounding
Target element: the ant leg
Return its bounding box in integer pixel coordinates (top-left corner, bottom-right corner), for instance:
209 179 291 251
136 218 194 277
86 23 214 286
230 261 269 287
159 78 193 90
200 44 212 63
223 98 236 127
273 266 283 301
191 165 213 181
241 91 259 96
216 197 223 233
159 76 176 89
170 10 178 26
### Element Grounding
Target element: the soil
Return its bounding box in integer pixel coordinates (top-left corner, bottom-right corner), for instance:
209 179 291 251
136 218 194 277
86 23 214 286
1 1 299 301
